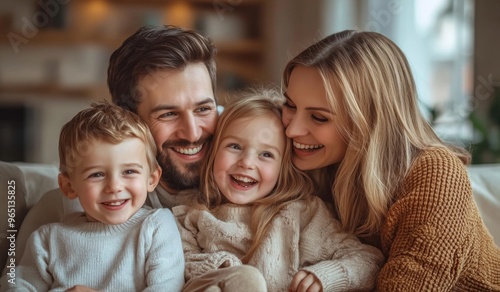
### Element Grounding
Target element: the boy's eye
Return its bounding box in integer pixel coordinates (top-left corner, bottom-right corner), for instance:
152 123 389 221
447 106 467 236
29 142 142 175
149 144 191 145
88 172 104 178
123 169 139 175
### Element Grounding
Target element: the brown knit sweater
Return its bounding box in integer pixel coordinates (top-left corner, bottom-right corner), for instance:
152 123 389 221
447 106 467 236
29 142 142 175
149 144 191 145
375 147 500 291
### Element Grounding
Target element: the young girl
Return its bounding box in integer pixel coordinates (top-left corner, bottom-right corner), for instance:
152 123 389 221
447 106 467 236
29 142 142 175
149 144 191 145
281 30 500 290
173 90 383 292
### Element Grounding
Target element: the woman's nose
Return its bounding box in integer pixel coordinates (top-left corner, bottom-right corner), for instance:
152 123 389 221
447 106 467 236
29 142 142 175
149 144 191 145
285 114 308 138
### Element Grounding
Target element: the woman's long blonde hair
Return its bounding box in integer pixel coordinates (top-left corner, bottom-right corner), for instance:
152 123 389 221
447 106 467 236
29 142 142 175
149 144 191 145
199 89 314 262
282 30 470 238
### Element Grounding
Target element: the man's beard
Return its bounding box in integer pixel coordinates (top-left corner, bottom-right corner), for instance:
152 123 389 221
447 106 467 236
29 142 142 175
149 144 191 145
157 151 201 191
156 137 211 191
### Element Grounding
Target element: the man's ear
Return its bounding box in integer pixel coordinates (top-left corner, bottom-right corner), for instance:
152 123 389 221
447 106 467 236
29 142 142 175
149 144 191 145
147 166 162 192
58 173 78 200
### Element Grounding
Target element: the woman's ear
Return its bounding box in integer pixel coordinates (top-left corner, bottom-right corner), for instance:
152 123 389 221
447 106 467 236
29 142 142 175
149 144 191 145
58 173 78 199
147 166 162 192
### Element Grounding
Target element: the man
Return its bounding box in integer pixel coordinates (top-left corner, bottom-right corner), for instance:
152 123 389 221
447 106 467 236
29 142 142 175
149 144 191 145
9 26 266 291
107 25 219 207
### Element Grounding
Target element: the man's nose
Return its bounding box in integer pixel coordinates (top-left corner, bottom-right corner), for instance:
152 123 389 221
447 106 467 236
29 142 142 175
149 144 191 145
178 114 202 142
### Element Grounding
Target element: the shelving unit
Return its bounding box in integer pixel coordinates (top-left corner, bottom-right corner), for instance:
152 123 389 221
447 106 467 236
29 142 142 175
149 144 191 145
0 0 268 103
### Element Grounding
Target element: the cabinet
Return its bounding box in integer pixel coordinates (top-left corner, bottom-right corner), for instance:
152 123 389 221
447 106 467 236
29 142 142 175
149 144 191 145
0 0 268 104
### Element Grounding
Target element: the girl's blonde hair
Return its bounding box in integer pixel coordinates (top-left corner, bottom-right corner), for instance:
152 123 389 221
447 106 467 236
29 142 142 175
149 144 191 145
59 102 159 175
199 88 314 262
282 30 470 238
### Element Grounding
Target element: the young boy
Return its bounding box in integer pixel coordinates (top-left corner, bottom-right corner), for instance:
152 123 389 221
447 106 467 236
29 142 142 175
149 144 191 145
3 102 184 291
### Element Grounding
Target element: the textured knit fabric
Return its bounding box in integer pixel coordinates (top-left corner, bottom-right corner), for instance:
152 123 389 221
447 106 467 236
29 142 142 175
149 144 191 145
375 147 500 291
173 196 384 292
3 208 184 292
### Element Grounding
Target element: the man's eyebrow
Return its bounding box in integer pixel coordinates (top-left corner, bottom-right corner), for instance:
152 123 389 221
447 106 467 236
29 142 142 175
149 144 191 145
150 97 215 113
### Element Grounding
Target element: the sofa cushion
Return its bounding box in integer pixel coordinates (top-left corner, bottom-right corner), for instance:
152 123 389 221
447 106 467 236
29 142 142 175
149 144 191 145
467 164 500 245
0 161 58 271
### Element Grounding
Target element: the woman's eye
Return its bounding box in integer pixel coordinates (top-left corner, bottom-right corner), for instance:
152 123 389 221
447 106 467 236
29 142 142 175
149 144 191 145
312 115 329 123
283 100 296 109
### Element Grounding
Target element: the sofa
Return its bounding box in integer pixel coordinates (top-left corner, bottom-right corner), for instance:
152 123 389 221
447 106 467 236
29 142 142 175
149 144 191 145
1 161 500 270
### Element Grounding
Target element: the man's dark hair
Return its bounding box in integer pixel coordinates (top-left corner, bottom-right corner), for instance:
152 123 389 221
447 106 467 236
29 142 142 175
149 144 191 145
107 25 217 112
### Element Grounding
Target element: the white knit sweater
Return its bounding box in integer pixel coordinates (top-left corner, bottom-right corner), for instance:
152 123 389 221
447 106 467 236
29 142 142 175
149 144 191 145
173 196 384 291
4 208 184 292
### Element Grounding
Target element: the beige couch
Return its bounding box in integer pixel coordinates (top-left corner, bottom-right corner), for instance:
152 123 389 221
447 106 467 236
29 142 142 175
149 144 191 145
1 161 500 270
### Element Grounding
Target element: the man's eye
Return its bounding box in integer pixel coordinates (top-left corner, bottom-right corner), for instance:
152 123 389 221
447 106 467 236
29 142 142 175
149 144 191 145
196 106 213 115
158 112 177 119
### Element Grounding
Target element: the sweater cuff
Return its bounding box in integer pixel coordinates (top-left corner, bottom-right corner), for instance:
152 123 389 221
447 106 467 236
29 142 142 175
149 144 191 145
302 261 348 291
201 251 242 272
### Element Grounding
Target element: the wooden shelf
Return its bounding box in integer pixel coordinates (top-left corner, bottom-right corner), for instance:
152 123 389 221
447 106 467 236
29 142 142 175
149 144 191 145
0 84 110 100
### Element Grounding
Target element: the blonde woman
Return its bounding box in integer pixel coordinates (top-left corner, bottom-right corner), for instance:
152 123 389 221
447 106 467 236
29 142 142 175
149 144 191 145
173 90 383 292
282 30 500 290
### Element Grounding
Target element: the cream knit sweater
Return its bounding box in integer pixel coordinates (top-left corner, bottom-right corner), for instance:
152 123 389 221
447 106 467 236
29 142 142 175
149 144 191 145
173 196 384 291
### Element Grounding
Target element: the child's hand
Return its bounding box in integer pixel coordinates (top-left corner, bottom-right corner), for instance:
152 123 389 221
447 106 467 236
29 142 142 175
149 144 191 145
65 285 100 292
288 270 322 292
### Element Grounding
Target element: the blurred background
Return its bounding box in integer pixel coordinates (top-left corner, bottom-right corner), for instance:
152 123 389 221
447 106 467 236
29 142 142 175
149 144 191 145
0 0 499 165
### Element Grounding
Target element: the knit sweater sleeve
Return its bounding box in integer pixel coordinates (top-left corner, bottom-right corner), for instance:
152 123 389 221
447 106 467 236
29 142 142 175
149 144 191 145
377 148 476 290
299 197 384 291
143 209 185 292
173 206 242 281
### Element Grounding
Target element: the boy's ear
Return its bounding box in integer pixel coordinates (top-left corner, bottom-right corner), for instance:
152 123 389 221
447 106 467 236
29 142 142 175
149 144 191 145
58 173 78 200
147 166 162 192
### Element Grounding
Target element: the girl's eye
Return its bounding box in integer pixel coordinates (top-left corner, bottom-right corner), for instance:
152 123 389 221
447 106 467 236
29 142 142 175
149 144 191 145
228 143 241 150
261 152 274 158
